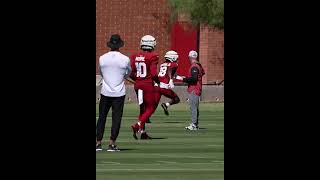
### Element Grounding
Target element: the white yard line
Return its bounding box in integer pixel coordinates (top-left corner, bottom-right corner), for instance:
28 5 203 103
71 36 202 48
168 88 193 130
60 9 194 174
211 160 224 163
152 153 208 159
96 115 224 118
97 162 224 165
185 162 219 164
96 161 224 166
99 161 121 165
97 163 162 166
151 115 224 117
156 160 177 164
96 168 223 171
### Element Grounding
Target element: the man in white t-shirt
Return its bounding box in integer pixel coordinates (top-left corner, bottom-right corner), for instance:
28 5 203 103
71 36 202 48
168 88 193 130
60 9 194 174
96 34 131 152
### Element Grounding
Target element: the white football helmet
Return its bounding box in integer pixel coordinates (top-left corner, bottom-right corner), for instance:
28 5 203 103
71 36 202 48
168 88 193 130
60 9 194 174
140 35 156 50
188 50 198 59
164 50 179 62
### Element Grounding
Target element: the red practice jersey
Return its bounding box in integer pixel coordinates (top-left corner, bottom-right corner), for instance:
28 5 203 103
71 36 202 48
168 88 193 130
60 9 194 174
130 52 159 85
158 61 178 84
187 63 205 96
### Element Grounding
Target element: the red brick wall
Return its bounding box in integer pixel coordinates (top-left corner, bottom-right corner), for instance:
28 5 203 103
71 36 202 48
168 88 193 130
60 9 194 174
96 0 224 84
199 25 224 84
96 0 171 73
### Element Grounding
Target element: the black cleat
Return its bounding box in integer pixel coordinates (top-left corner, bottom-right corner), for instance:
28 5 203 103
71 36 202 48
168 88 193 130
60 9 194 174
161 103 169 116
131 124 139 140
107 144 120 152
96 144 102 151
140 132 152 140
146 119 152 123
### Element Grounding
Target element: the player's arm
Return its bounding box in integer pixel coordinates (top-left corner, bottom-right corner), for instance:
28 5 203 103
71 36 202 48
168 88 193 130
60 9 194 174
170 66 178 78
167 66 173 79
129 55 137 81
167 67 176 88
150 56 160 84
183 67 199 84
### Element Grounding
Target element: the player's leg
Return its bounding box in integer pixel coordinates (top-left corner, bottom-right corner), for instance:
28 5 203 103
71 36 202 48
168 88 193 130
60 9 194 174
140 86 160 139
145 86 161 124
139 94 156 126
139 96 146 120
139 87 157 125
145 86 162 123
135 89 145 119
140 102 150 136
154 86 162 110
163 89 180 105
145 100 151 123
140 87 161 139
168 90 180 105
132 89 145 139
96 94 112 151
134 88 152 137
160 89 180 115
131 85 157 138
108 95 125 151
134 89 150 124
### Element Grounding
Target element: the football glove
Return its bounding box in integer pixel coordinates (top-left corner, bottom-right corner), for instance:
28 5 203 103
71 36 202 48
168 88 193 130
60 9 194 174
175 75 185 80
169 79 174 89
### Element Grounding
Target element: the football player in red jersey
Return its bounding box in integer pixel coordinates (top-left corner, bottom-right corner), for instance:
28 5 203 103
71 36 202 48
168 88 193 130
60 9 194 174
141 51 181 139
154 50 180 115
129 35 160 139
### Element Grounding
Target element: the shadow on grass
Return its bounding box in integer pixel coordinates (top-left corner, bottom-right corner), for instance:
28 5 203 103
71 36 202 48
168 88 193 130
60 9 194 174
140 137 167 140
119 148 135 151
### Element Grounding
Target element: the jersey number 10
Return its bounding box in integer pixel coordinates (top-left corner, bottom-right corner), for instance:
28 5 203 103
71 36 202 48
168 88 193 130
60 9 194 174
135 62 147 78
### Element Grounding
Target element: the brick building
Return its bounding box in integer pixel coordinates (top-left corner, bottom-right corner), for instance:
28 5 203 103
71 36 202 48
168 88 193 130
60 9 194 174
96 0 224 84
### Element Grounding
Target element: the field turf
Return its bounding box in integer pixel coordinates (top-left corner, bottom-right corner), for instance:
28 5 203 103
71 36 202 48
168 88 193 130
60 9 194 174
96 103 224 180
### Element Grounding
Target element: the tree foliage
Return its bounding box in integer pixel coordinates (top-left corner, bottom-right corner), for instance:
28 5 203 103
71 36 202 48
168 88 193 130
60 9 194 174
168 0 224 29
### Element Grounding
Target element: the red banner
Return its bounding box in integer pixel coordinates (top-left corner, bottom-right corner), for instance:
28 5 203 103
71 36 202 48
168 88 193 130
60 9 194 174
171 22 199 78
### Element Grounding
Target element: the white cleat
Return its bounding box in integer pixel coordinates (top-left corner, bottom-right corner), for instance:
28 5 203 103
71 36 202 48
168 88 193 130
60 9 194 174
185 124 199 130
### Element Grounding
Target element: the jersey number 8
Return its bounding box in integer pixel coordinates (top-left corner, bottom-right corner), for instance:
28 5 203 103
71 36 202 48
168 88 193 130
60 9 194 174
158 65 167 77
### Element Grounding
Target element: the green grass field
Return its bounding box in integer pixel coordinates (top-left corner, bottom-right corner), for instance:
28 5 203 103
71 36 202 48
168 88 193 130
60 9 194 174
96 103 224 180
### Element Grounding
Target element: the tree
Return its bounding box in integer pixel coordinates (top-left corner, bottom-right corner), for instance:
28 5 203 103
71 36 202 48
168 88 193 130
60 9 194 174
168 0 224 29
